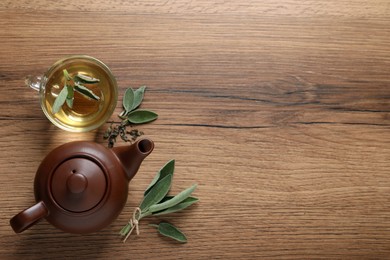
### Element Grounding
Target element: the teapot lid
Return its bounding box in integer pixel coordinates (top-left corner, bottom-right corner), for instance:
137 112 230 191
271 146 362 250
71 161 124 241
51 158 106 212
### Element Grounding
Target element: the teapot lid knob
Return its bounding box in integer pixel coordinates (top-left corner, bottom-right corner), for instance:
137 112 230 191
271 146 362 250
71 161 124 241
67 173 88 194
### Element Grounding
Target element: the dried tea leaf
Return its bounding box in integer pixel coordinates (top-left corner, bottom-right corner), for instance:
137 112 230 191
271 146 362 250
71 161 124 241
52 86 68 114
127 110 158 124
144 159 175 196
149 184 197 213
155 222 187 243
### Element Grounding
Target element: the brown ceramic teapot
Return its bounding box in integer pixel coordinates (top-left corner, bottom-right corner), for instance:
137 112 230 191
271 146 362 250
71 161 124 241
10 138 154 234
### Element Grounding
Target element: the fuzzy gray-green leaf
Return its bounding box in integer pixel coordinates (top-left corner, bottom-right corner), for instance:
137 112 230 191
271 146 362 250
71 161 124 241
132 86 146 110
127 110 158 124
123 88 134 113
66 97 73 108
74 83 100 101
144 159 175 196
63 69 71 81
74 73 100 84
149 184 197 213
52 86 68 114
66 84 74 108
139 174 173 212
155 222 187 243
153 197 198 216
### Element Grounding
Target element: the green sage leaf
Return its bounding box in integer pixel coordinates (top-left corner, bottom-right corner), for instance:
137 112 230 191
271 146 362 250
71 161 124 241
123 88 134 113
132 86 146 110
139 174 173 212
159 195 174 203
74 73 100 84
66 84 74 98
149 184 197 213
52 86 68 114
144 159 175 196
155 222 187 243
63 69 71 81
127 109 158 124
153 197 198 216
74 83 100 101
66 84 74 108
66 97 73 109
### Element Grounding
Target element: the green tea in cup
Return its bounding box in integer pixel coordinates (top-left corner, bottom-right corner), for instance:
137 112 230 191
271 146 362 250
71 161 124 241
26 55 118 132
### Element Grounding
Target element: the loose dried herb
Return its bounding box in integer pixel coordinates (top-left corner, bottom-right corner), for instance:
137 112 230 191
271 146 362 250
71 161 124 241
119 160 198 243
104 86 156 148
52 69 100 114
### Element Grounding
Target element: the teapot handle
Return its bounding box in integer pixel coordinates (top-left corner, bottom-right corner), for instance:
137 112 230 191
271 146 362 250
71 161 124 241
10 201 49 233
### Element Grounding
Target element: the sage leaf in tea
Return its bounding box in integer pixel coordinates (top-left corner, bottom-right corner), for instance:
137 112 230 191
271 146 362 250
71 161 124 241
144 159 175 196
52 85 68 114
52 70 100 114
66 84 74 108
123 88 135 113
149 184 197 213
132 86 146 110
63 69 72 81
139 174 173 212
74 83 100 101
154 222 187 243
153 197 198 216
127 109 158 124
66 97 73 109
74 73 100 84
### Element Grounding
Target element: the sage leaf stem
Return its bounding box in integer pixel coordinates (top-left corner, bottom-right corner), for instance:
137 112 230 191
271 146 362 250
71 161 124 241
119 223 132 236
63 69 71 81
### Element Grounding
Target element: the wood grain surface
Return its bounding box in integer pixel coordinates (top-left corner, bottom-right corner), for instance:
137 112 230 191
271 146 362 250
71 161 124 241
0 1 389 259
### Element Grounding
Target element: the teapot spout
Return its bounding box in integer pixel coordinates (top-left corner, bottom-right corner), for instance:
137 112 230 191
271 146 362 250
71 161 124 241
112 138 154 181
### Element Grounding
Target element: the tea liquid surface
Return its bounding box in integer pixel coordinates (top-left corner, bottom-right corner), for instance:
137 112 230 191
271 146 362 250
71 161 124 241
43 60 116 131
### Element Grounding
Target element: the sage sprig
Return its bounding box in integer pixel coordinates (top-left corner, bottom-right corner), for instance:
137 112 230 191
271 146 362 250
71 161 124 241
104 86 158 148
119 159 198 243
120 86 158 124
52 69 100 114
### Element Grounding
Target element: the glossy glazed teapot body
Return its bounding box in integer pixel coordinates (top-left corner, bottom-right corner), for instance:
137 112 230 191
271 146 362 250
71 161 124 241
10 139 154 234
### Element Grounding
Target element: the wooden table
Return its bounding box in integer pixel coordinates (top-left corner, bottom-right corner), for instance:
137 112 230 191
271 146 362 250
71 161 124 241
1 1 389 259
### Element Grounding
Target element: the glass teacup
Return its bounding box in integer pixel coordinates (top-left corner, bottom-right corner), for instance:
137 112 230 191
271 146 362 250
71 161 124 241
26 55 118 132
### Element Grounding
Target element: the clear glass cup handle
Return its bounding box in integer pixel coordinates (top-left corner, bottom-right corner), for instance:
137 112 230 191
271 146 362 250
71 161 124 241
25 75 42 91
